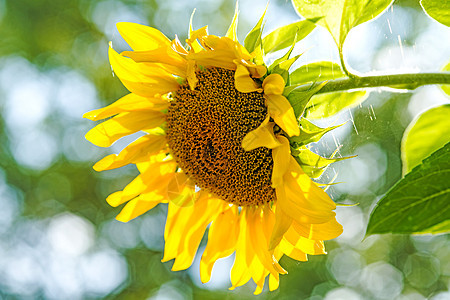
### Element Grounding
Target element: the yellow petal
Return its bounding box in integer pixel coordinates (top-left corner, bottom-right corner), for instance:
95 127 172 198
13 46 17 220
170 35 189 55
311 218 343 240
225 2 239 42
266 94 300 137
238 59 267 78
276 168 335 225
189 26 208 41
273 246 284 262
162 201 193 263
234 63 263 93
186 60 198 90
106 191 127 207
253 272 266 295
188 10 199 51
171 198 226 271
137 155 175 175
271 135 291 188
269 273 280 291
162 196 225 270
121 47 186 69
279 239 308 262
83 93 168 121
115 194 162 222
293 218 343 241
93 134 167 171
282 177 336 224
262 73 285 95
109 46 179 97
166 172 196 207
120 175 147 201
202 35 236 51
288 157 337 211
199 35 252 61
269 200 293 250
135 162 177 196
230 210 252 289
248 253 265 283
243 229 272 296
284 227 326 255
111 75 176 99
262 207 287 259
116 159 175 204
112 160 173 206
186 49 237 70
247 209 287 277
117 22 171 51
187 25 208 53
200 206 239 283
241 116 281 151
85 111 165 147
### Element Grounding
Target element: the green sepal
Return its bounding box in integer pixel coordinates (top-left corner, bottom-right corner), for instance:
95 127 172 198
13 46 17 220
271 54 302 84
336 203 359 207
292 146 354 178
319 172 339 192
244 4 267 54
286 81 327 118
289 119 344 147
252 45 265 66
268 32 298 72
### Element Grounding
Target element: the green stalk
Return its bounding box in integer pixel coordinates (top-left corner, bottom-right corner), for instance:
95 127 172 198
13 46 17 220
289 72 450 95
338 46 356 79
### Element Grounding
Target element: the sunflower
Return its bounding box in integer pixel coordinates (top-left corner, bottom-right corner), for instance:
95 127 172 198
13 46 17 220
84 8 343 294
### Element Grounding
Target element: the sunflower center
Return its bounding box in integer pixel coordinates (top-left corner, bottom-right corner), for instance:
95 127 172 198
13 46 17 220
166 67 275 206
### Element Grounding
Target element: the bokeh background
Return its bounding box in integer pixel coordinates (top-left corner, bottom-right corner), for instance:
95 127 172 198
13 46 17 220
0 0 449 299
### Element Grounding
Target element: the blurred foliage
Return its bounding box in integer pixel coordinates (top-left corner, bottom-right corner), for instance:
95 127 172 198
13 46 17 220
0 0 448 299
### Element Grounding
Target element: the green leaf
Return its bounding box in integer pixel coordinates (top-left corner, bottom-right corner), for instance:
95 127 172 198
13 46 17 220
441 61 450 95
401 104 450 174
287 81 327 118
289 119 343 146
414 220 450 234
262 19 317 54
366 142 450 235
244 5 267 54
291 0 394 49
420 0 450 27
339 0 394 47
290 61 346 85
305 90 368 119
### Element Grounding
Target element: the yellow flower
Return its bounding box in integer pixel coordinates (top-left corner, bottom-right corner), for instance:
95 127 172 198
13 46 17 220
84 10 342 294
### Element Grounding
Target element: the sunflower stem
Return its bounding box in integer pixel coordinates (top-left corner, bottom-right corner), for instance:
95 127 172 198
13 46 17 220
290 72 450 95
